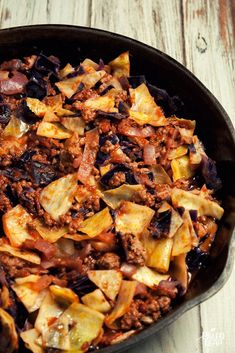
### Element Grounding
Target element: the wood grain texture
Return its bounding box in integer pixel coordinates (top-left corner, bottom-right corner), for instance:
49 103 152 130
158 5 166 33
0 1 234 352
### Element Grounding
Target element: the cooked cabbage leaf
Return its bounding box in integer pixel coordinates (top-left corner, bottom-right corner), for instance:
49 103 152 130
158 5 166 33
20 328 43 353
101 184 144 209
132 266 169 289
37 121 72 139
78 207 113 237
171 188 224 219
82 289 111 313
115 201 155 236
171 155 194 181
141 231 173 273
151 164 172 184
2 204 33 247
109 51 130 78
55 70 106 98
32 219 68 243
35 292 64 339
60 117 85 135
12 277 48 313
0 240 41 264
4 116 29 138
40 174 78 221
43 302 104 351
88 270 122 301
84 96 117 112
50 285 78 307
105 280 137 329
129 84 168 126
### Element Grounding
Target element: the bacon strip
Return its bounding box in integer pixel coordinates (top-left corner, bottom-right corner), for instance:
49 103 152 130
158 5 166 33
77 128 99 184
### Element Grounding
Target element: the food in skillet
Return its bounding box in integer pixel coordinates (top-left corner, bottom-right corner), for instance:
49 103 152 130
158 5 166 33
0 51 224 353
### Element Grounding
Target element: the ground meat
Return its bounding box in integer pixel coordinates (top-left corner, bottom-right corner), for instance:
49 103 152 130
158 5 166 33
0 191 11 212
73 88 98 101
0 254 47 278
108 171 126 187
97 252 121 269
120 296 165 330
11 180 43 216
121 233 146 266
157 295 171 313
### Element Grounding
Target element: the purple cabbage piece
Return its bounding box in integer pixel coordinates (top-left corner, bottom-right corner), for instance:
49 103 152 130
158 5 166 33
34 54 60 74
150 209 171 238
148 83 184 117
25 70 47 100
0 104 11 124
186 247 209 271
96 110 126 120
17 100 40 124
201 156 222 191
31 161 57 186
100 85 113 96
189 210 198 222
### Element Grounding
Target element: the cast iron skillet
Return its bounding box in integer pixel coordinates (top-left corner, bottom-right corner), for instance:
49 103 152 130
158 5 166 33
0 25 234 353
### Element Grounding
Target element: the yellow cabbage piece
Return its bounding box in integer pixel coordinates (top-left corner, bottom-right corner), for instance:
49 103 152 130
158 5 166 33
0 308 18 353
35 292 64 339
78 207 113 237
3 116 29 138
26 96 75 120
157 202 183 238
26 98 48 117
50 285 78 307
20 328 43 353
60 117 85 135
171 188 224 219
115 201 154 236
59 63 75 79
170 254 188 293
129 83 168 126
2 204 33 247
37 121 72 139
101 184 144 209
99 163 112 176
151 164 172 184
82 58 99 70
55 70 106 98
0 241 41 264
84 96 117 112
43 303 104 352
141 232 173 273
88 270 122 301
172 221 192 256
132 266 169 289
82 289 111 313
12 277 48 313
109 51 130 77
32 219 68 243
105 280 137 329
40 174 78 221
171 155 194 181
168 145 188 160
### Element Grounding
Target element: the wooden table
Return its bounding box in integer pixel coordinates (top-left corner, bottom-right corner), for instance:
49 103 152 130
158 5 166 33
0 1 234 352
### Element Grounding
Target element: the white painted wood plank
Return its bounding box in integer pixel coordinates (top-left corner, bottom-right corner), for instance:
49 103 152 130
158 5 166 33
0 0 90 28
182 1 235 352
90 0 185 64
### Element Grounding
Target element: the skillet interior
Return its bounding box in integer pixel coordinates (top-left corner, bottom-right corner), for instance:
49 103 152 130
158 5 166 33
0 25 234 353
